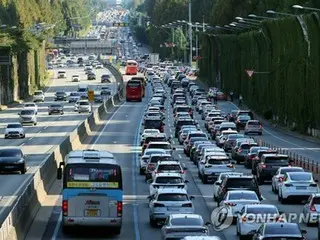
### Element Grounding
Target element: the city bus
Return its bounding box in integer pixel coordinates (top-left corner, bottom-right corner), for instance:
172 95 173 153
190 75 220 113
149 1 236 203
125 60 138 75
57 149 123 234
131 76 146 97
126 79 143 101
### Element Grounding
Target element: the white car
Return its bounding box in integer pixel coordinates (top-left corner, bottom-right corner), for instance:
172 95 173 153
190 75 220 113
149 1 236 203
145 142 175 155
152 161 186 181
148 172 188 196
218 190 261 217
236 204 282 238
4 123 25 139
75 100 91 113
302 193 320 224
140 129 160 145
57 70 67 78
95 64 103 69
72 75 80 82
139 149 166 175
271 166 304 193
213 172 244 201
278 172 319 203
148 188 195 227
33 90 45 102
23 103 38 114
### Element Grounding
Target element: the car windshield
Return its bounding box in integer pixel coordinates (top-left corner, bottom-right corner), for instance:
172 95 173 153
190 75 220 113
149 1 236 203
158 165 181 171
7 124 22 128
246 207 278 214
34 92 42 95
265 225 302 235
225 178 256 188
0 150 22 158
70 92 80 96
51 104 62 108
20 110 34 115
157 194 188 201
290 173 312 181
148 144 170 149
24 104 35 107
228 192 258 200
79 102 89 105
155 177 183 184
145 120 161 128
170 218 203 226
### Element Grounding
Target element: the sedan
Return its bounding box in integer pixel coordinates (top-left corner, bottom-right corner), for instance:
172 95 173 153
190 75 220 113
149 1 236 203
161 214 210 240
54 92 67 101
4 123 25 139
219 190 261 217
48 104 64 115
0 148 26 174
271 166 304 193
252 223 306 240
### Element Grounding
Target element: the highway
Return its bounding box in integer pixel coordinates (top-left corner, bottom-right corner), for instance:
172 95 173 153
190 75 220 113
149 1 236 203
0 59 118 224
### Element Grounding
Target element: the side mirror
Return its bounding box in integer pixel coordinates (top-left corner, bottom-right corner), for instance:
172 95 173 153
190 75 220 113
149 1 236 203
301 229 307 234
190 196 195 200
57 167 62 180
147 179 153 184
172 147 176 150
205 222 211 226
184 180 189 183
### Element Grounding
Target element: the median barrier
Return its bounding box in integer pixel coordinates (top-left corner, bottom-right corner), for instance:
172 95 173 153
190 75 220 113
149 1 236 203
1 68 124 240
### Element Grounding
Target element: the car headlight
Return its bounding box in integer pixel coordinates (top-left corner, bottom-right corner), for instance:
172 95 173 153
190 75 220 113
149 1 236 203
17 158 24 163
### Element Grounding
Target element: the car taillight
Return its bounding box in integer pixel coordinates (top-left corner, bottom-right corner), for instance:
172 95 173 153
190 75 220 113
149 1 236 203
259 124 262 129
260 164 266 168
279 177 284 182
225 202 236 206
310 204 316 212
160 125 164 132
180 170 185 174
238 148 242 153
310 183 317 187
241 216 247 222
182 203 192 207
62 200 68 216
153 170 158 174
154 203 165 207
117 201 122 217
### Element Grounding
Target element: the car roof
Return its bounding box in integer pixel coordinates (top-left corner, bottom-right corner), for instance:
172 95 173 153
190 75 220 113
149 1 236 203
170 214 202 220
155 172 182 177
227 190 257 195
262 154 288 157
7 122 22 125
157 161 180 165
150 154 172 157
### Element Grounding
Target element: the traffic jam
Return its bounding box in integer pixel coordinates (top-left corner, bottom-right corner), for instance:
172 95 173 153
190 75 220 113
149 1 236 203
133 63 318 240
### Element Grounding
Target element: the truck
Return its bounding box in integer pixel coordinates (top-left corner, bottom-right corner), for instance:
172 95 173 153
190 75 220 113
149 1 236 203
149 53 159 65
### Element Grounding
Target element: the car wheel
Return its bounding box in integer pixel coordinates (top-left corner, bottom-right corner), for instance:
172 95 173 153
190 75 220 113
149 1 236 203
34 122 37 126
139 168 144 175
202 175 208 184
22 134 25 139
21 166 27 174
258 132 262 135
113 227 121 235
49 113 51 115
149 217 157 227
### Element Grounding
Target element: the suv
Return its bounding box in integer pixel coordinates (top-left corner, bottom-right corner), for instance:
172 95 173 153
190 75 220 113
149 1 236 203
145 142 175 155
54 92 67 101
245 120 262 135
33 90 45 102
144 117 165 133
251 149 278 175
216 175 262 203
141 134 168 154
255 154 290 184
198 155 233 184
101 74 111 83
175 119 197 137
57 70 66 78
19 109 37 125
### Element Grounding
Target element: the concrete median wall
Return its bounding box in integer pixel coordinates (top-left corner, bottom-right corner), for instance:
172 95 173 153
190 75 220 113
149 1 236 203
0 69 124 240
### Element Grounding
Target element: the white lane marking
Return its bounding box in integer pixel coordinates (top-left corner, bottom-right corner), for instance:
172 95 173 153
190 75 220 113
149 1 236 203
172 140 176 144
19 143 25 146
178 154 182 159
29 137 33 141
51 212 62 240
43 126 48 129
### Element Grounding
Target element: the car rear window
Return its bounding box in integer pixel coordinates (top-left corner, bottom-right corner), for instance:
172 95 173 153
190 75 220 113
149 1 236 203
246 207 278 214
248 121 260 125
177 120 195 126
241 144 258 149
229 192 258 200
176 107 190 112
189 133 206 138
280 168 304 174
290 173 312 181
150 156 173 162
148 144 171 149
158 165 181 171
145 120 161 128
265 157 289 164
264 225 302 235
155 177 182 184
225 178 256 188
207 159 229 165
145 137 167 143
157 194 188 201
170 218 203 226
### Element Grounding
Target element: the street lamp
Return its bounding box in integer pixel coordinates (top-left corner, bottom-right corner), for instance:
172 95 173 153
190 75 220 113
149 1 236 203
238 20 260 26
292 4 320 11
235 17 261 23
248 14 273 20
266 10 296 16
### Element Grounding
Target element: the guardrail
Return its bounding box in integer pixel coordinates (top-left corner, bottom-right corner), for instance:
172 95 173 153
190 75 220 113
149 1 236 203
0 67 125 240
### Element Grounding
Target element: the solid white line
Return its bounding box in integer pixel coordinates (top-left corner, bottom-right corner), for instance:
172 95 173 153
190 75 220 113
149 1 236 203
19 143 25 146
51 212 62 240
178 154 182 159
29 137 33 141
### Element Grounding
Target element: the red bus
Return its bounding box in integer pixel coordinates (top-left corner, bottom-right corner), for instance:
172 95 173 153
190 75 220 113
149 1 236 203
131 77 146 97
126 79 143 102
125 60 138 75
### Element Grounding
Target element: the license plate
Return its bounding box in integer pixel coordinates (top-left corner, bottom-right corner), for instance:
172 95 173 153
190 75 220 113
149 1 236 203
167 207 179 211
84 209 100 217
296 186 307 190
5 166 14 169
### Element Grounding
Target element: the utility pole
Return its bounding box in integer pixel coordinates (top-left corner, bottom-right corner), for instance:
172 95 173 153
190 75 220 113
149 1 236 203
188 0 192 67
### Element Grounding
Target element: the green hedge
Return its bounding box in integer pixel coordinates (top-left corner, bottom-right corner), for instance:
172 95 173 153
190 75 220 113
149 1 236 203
200 13 320 132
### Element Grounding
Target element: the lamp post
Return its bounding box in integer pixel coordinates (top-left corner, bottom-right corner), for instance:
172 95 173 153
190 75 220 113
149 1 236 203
235 17 261 23
188 0 192 67
248 14 273 20
292 5 320 12
266 10 296 17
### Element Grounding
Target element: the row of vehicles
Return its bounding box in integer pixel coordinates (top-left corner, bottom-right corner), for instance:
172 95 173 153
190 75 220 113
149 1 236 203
139 61 316 239
138 66 221 240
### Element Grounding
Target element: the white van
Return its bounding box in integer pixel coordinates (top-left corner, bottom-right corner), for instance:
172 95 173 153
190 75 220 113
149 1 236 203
57 70 66 78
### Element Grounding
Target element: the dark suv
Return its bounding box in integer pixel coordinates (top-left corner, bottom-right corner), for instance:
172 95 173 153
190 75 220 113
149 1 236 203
0 148 26 174
251 149 278 174
175 119 197 137
216 175 262 203
144 117 165 133
255 154 290 184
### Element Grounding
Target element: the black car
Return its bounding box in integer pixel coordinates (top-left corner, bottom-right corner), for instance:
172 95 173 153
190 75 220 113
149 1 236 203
217 175 262 203
48 104 64 115
101 74 111 83
175 119 197 137
0 148 26 174
87 72 96 80
255 154 290 184
143 117 165 133
54 92 67 101
237 110 254 120
236 115 251 130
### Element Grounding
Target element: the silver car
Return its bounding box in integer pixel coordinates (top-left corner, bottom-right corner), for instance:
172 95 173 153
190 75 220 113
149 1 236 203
77 100 91 113
161 214 210 240
4 123 25 139
236 204 282 238
148 188 195 227
149 172 188 196
139 149 166 175
19 109 37 125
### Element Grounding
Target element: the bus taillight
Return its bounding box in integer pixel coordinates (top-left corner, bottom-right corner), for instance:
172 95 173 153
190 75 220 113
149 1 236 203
62 200 68 216
117 201 123 217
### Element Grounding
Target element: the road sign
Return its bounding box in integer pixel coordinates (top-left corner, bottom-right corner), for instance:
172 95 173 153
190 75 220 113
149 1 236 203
88 90 94 102
245 69 254 78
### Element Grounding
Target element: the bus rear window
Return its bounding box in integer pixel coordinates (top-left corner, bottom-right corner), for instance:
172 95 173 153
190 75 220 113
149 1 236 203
127 62 137 66
65 164 122 189
127 81 141 87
